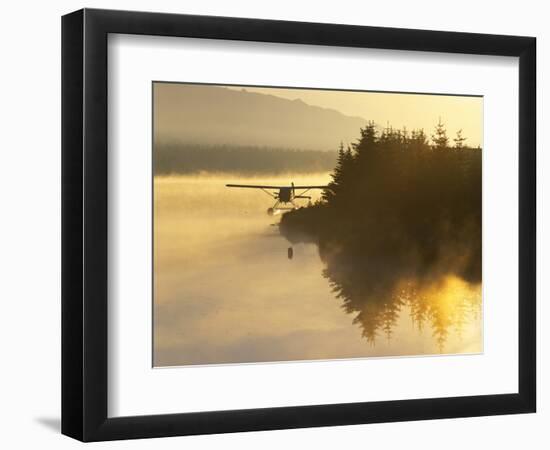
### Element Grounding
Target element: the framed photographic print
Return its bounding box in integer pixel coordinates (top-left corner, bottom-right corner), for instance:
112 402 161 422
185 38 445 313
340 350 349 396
61 8 536 441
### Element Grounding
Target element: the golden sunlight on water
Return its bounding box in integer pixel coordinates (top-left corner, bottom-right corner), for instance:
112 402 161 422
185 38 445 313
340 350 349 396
153 173 482 367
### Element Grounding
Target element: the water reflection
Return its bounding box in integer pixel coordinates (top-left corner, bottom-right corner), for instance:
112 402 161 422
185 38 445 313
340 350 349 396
326 270 481 350
315 220 482 350
154 174 482 367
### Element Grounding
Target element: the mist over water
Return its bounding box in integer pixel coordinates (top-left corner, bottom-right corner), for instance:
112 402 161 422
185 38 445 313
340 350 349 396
153 173 481 367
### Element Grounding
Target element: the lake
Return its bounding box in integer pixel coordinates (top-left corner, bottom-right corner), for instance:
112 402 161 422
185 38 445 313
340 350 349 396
153 173 482 367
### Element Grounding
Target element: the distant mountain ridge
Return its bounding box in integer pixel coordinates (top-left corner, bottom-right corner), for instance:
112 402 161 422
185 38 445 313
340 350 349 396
153 84 368 151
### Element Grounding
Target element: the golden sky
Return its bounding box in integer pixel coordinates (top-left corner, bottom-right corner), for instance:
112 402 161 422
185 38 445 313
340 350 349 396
228 86 483 148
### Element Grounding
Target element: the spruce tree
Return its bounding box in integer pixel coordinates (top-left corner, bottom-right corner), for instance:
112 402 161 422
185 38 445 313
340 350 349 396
353 121 377 157
324 142 346 202
453 129 467 149
431 118 449 150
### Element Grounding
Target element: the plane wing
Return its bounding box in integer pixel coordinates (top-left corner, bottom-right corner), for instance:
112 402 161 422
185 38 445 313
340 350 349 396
291 186 329 189
226 184 284 189
226 184 329 189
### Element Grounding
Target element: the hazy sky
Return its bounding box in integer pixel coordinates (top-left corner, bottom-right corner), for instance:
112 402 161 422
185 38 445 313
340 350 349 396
228 86 483 147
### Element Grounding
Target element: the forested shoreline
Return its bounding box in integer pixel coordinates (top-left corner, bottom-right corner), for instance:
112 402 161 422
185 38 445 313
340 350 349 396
154 142 337 175
280 121 482 345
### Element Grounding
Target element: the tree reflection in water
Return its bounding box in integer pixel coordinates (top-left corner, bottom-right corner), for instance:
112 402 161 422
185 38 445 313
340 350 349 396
281 122 482 352
325 261 481 350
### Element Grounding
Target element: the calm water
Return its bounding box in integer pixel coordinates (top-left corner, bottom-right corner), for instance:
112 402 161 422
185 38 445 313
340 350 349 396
153 173 482 367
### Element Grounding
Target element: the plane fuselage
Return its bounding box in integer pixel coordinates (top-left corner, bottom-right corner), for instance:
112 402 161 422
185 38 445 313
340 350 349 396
278 187 292 203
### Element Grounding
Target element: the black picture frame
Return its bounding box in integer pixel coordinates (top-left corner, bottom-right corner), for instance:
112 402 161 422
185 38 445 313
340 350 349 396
62 8 536 442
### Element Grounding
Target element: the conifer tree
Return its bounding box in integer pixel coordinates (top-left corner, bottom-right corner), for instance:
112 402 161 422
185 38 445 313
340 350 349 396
431 118 449 150
324 142 346 202
453 129 467 149
353 121 377 157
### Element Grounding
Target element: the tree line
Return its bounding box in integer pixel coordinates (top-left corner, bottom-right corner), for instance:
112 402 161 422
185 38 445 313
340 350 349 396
154 142 337 175
280 119 482 347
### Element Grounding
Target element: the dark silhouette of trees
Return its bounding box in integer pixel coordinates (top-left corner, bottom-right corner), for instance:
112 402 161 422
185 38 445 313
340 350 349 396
409 129 429 151
454 129 467 149
280 120 482 348
323 141 354 203
154 142 337 175
431 118 449 150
